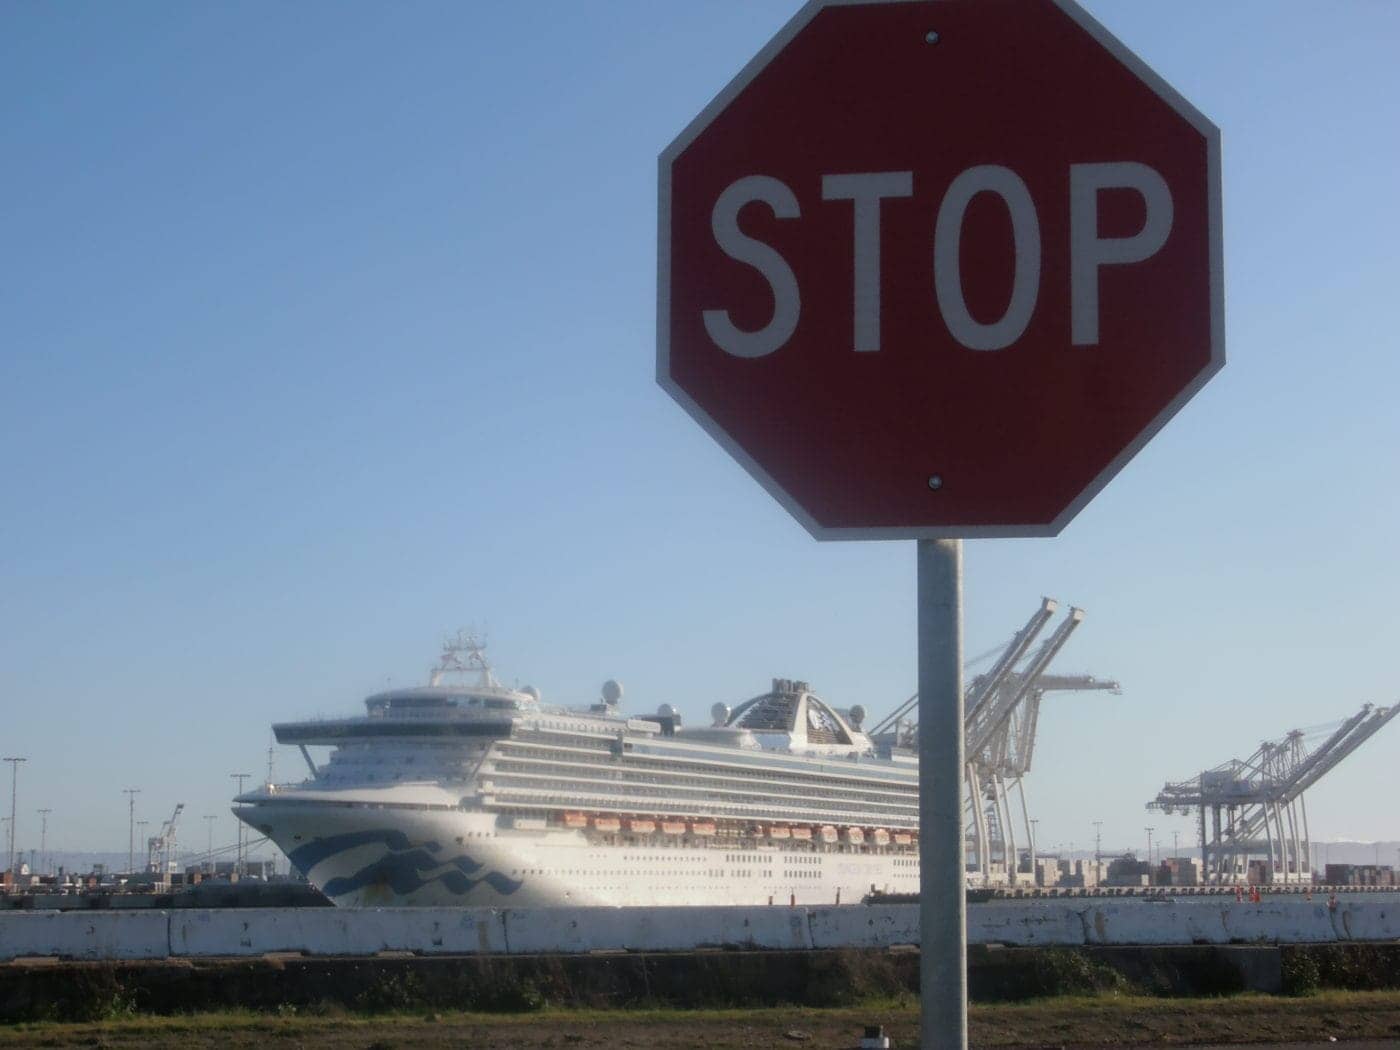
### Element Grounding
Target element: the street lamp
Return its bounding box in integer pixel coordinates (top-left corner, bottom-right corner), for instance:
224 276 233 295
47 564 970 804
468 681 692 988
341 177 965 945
229 774 251 876
37 809 52 876
1029 819 1040 885
122 788 140 875
3 757 27 877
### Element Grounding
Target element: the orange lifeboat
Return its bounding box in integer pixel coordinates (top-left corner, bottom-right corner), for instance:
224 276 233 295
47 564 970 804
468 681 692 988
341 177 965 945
690 820 717 837
628 818 656 835
562 812 588 829
768 826 792 841
819 826 839 844
661 820 687 836
790 826 813 842
872 829 891 847
893 831 912 846
593 816 622 833
844 827 865 846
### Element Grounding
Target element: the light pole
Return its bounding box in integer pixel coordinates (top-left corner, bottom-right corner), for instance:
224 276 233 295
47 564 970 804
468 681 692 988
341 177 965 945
1029 819 1040 884
1093 820 1103 884
230 774 251 876
1145 826 1155 872
123 788 140 875
37 809 52 876
3 757 27 877
204 815 217 874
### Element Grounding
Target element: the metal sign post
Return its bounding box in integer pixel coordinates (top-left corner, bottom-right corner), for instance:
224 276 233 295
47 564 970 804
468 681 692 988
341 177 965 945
918 539 966 1049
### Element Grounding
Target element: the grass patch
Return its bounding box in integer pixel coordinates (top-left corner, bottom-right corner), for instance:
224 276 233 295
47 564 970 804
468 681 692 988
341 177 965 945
3 991 1400 1048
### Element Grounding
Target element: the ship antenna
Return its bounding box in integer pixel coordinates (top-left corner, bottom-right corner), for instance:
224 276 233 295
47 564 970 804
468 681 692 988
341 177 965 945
430 628 499 688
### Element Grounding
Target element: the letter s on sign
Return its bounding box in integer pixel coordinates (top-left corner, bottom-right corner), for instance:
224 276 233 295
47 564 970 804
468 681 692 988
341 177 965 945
702 176 801 359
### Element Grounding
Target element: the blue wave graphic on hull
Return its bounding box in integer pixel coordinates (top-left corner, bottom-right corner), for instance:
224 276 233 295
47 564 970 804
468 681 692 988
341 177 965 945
285 828 522 900
288 829 435 875
322 849 522 900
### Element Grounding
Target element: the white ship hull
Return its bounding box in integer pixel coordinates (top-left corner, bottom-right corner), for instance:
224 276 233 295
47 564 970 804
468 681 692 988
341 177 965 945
245 801 921 907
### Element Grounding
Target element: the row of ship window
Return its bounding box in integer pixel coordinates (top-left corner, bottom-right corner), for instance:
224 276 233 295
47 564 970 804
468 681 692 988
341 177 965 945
492 763 914 812
497 745 914 799
489 768 914 809
492 788 912 826
498 741 914 794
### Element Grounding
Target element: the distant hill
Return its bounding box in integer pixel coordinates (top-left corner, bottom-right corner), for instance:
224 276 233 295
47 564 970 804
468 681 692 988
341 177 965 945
1310 841 1400 868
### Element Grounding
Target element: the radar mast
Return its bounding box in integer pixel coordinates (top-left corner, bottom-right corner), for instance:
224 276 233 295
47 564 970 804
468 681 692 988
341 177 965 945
428 630 499 689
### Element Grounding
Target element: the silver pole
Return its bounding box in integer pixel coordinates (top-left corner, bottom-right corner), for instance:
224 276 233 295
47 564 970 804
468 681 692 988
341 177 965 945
37 809 51 877
918 538 966 1050
3 757 26 878
230 774 250 876
123 788 140 876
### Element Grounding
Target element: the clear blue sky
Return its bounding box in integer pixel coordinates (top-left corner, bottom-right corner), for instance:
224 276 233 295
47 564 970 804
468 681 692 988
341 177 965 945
3 1 1398 862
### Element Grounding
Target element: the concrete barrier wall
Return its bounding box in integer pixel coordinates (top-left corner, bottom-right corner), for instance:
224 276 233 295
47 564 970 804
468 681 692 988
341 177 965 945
2 898 1396 960
1337 900 1400 942
170 908 509 957
968 902 1084 947
807 904 920 949
0 910 170 961
503 906 811 953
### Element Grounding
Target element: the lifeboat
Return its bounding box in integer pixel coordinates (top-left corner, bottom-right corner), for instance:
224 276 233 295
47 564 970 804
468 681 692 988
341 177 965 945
844 827 866 846
562 812 588 829
690 820 717 837
628 818 656 835
893 832 913 846
661 820 687 836
872 829 891 847
593 816 622 833
790 826 813 842
819 826 839 844
768 826 792 841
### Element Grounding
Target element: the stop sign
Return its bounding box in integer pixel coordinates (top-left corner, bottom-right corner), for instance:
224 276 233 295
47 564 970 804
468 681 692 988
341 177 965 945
658 0 1222 539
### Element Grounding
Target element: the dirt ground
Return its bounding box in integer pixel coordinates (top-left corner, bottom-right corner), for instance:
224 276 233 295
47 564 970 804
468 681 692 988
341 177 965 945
4 992 1400 1049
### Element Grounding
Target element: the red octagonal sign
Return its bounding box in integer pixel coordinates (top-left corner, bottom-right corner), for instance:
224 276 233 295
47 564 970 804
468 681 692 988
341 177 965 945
658 0 1223 539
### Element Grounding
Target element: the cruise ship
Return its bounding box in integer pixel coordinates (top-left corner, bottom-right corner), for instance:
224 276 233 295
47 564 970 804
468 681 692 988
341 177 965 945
235 633 920 906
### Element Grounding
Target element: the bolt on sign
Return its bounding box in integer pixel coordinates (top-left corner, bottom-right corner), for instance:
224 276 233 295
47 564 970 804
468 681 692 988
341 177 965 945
658 0 1223 539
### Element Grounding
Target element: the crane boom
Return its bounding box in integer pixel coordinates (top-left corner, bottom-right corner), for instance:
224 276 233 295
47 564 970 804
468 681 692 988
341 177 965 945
1147 702 1397 884
966 607 1083 756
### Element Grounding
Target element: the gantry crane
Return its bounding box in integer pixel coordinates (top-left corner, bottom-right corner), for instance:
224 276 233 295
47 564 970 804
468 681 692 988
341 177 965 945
870 598 1120 887
146 802 184 875
1148 703 1399 884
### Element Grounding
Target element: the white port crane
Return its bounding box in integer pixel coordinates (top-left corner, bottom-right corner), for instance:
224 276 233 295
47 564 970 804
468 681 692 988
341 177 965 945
870 599 1120 887
1148 703 1399 884
146 802 184 875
